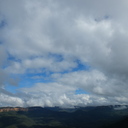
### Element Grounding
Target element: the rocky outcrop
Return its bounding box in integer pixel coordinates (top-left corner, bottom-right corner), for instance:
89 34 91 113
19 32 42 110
0 107 28 112
0 106 45 112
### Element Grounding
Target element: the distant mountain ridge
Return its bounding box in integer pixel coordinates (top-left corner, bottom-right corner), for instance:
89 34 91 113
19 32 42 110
0 105 128 112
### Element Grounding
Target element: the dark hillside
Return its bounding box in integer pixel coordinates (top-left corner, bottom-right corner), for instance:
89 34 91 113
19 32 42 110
0 106 128 128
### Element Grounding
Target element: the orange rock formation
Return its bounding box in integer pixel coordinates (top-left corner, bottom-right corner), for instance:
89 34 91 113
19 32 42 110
0 107 28 112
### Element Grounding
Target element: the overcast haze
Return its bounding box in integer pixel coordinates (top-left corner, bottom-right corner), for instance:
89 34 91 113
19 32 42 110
0 0 128 107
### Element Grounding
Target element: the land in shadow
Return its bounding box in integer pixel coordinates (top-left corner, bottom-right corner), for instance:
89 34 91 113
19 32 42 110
0 105 128 128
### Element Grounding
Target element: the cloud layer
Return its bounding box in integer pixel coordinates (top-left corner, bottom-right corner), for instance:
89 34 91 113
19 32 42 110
0 0 128 107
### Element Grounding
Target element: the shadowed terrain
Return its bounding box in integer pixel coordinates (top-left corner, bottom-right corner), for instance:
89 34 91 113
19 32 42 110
0 106 128 128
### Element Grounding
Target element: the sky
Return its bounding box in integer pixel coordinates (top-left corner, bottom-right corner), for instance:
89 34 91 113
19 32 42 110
0 0 128 107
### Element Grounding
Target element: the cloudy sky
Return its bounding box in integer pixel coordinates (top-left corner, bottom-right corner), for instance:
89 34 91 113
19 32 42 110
0 0 128 107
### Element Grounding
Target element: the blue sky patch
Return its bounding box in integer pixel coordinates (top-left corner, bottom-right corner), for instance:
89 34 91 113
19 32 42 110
75 88 89 95
73 60 90 72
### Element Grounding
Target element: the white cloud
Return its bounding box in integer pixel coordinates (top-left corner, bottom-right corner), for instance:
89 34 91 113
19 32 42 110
0 93 24 107
0 0 128 107
114 105 128 110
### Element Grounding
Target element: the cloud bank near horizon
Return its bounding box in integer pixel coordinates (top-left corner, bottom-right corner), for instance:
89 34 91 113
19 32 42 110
0 0 128 107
